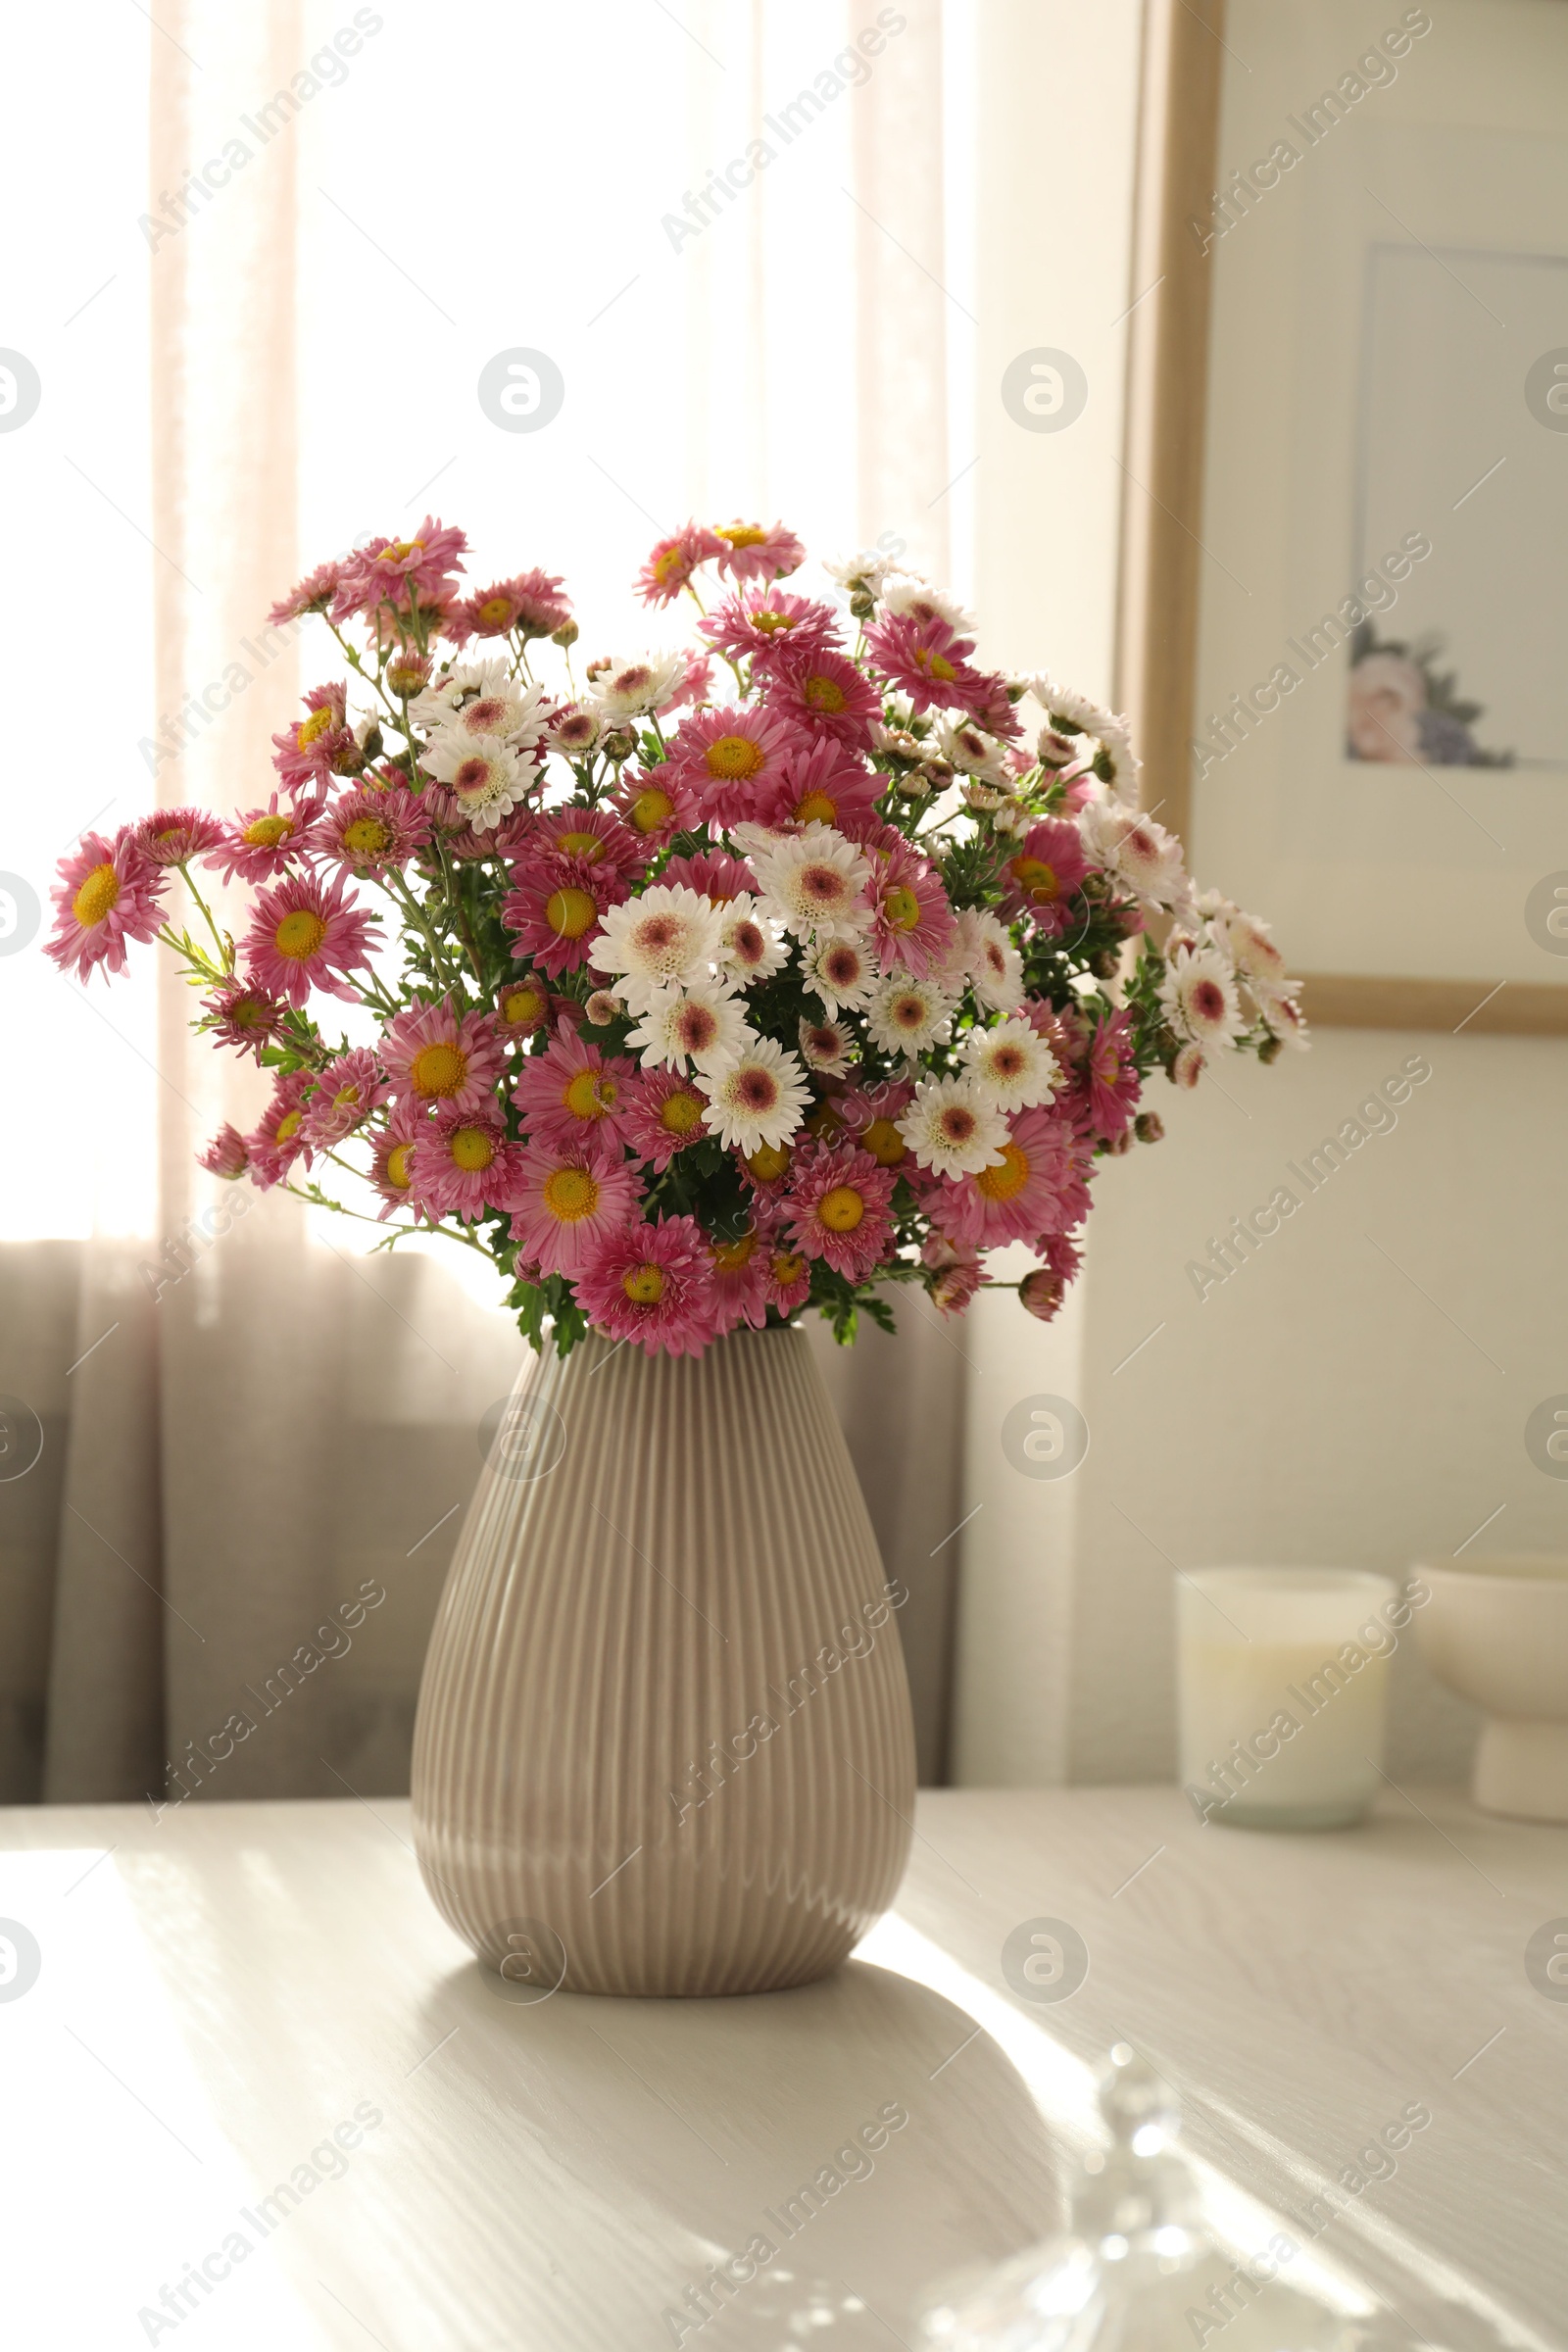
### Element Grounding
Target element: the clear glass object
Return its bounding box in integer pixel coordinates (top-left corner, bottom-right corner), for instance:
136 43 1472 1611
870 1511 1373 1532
918 2044 1441 2352
1177 1568 1398 1829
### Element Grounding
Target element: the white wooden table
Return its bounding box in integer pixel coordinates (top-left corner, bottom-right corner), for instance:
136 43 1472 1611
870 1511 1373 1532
1 1787 1562 2350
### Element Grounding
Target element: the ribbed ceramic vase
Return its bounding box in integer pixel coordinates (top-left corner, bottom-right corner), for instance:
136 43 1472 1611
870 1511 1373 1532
411 1325 917 1997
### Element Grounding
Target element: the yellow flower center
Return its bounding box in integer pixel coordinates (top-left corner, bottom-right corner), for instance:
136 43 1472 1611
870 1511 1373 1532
244 813 292 848
718 523 768 549
711 1232 757 1273
409 1041 467 1098
383 539 421 563
542 1166 600 1221
297 705 337 749
793 790 837 825
478 595 514 625
819 1185 865 1233
882 886 921 932
502 986 546 1029
976 1141 1029 1201
915 648 956 684
751 611 796 635
552 829 604 859
771 1250 807 1285
1009 856 1059 905
545 887 599 940
564 1069 616 1120
622 1262 665 1304
274 1109 302 1146
659 1089 705 1137
653 544 690 583
803 674 847 714
233 998 268 1029
705 733 766 780
342 816 390 857
860 1117 906 1167
630 787 674 835
385 1142 414 1191
274 908 327 960
72 862 120 927
745 1141 791 1183
450 1126 495 1173
333 1082 362 1108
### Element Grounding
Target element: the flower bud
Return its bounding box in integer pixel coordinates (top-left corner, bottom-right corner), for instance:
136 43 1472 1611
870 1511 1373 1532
1134 1111 1164 1144
1258 1033 1284 1065
584 990 621 1026
551 619 579 649
601 727 637 763
1018 1267 1063 1322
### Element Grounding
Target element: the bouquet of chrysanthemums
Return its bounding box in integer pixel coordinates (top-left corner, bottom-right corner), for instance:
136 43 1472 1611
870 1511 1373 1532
46 515 1305 1357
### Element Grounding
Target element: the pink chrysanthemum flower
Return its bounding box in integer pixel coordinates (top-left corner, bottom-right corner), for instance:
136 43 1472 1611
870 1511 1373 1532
754 737 881 834
507 1142 638 1276
384 646 432 700
368 1100 433 1220
46 828 165 982
701 585 840 672
495 974 557 1043
309 783 430 873
335 516 467 621
1001 819 1093 933
245 1071 318 1190
574 1215 719 1357
798 1016 856 1077
706 1220 772 1334
381 995 505 1113
409 1104 524 1221
444 804 536 863
921 1234 990 1316
837 1077 914 1171
198 1122 249 1180
656 650 715 716
513 1023 636 1151
763 648 882 748
501 854 630 977
783 1142 896 1282
622 1067 710 1170
760 1235 811 1317
303 1048 391 1146
935 1106 1091 1250
867 841 957 976
202 979 285 1059
1083 1009 1141 1143
863 613 1014 730
270 683 351 796
527 805 645 880
135 806 227 867
452 567 571 644
209 796 309 885
659 849 757 905
268 561 342 627
710 519 807 584
613 769 695 846
239 871 378 1007
662 703 803 826
636 523 725 606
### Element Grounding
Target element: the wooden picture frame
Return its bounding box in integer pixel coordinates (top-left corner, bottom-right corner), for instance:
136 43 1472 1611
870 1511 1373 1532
1114 0 1568 1036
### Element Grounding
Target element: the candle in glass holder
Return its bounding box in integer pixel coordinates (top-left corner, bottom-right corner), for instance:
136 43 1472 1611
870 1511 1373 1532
1177 1568 1401 1829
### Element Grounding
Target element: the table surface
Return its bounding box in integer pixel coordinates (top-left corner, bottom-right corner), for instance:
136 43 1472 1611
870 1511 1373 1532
2 1785 1563 2351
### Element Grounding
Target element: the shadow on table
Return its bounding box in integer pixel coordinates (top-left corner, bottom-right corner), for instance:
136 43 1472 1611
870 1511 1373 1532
410 1952 1065 2343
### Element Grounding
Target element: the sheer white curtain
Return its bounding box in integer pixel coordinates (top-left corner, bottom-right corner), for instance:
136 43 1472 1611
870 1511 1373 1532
2 0 977 1803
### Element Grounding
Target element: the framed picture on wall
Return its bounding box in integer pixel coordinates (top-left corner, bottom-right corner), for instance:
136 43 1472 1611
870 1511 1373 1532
1118 0 1568 1033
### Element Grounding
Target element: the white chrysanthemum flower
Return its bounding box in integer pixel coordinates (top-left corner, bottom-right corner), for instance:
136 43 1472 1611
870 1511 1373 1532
431 674 550 756
951 907 1025 1013
991 800 1032 839
1206 899 1291 1002
822 548 900 596
897 1074 1009 1178
961 1018 1061 1111
879 573 978 635
1264 988 1310 1051
1026 675 1117 738
866 971 957 1056
715 892 788 988
938 718 1014 786
419 736 528 830
548 706 603 758
1094 712 1142 806
697 1036 811 1153
408 659 506 731
627 979 748 1073
590 885 724 1009
798 1015 856 1076
1080 801 1192 914
803 930 879 1015
1160 943 1244 1050
748 822 870 942
585 651 685 720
